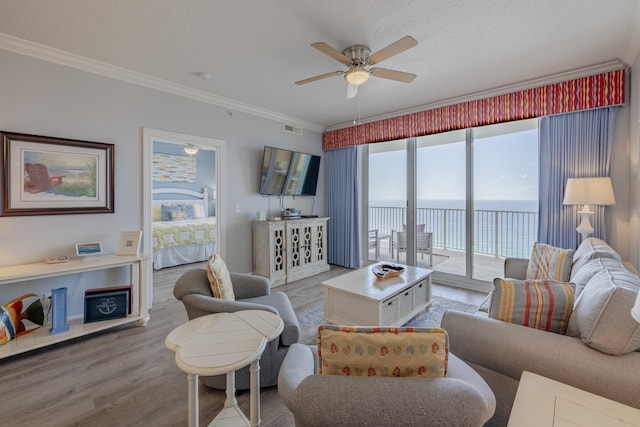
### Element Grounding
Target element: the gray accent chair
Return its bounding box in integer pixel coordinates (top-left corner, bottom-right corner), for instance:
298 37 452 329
278 343 496 427
173 268 300 390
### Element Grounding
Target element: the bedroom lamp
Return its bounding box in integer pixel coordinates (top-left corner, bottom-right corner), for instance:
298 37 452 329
563 177 616 240
183 144 199 156
632 291 640 323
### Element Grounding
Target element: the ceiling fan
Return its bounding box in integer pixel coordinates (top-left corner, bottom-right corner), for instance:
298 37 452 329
295 35 418 98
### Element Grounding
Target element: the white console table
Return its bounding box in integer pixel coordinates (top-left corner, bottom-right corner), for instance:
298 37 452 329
0 254 149 359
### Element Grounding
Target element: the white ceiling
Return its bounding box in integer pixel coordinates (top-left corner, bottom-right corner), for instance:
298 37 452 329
1 0 639 132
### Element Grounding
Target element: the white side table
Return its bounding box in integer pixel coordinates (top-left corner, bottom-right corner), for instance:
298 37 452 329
165 310 284 427
508 371 640 426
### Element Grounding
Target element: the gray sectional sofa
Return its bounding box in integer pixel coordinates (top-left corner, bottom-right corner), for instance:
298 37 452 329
441 237 640 427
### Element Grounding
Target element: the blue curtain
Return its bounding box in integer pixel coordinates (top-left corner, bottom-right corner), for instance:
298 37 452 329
538 107 617 248
326 147 360 267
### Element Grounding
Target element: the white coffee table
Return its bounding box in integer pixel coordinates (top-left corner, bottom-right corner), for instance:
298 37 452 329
165 310 283 427
322 263 432 326
508 371 640 426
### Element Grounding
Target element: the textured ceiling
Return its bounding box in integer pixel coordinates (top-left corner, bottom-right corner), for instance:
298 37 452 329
1 0 639 131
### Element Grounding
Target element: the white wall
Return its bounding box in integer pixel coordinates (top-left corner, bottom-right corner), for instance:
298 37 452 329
629 56 640 270
0 50 324 276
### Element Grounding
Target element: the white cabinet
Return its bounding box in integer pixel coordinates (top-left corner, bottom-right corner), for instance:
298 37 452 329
253 217 329 287
0 254 149 359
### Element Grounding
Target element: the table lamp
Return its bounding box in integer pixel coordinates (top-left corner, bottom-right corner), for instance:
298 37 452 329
632 292 640 323
563 177 616 240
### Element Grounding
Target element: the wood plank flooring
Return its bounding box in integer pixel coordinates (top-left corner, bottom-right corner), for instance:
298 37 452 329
0 262 487 427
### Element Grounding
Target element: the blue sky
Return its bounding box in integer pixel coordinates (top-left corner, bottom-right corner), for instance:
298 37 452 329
370 128 539 203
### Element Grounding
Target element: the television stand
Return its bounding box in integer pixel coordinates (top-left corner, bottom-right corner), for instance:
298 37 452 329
253 217 329 287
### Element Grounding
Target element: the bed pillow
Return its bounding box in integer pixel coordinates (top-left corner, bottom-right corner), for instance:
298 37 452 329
526 242 574 282
489 278 575 334
169 208 189 221
152 205 162 221
189 201 205 218
206 254 235 300
317 325 448 378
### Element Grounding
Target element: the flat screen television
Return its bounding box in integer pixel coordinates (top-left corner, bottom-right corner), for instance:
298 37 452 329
259 146 321 196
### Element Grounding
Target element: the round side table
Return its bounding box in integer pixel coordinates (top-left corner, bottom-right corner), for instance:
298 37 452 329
165 310 283 427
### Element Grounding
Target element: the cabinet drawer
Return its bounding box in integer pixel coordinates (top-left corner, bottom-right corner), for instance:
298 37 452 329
413 280 429 307
398 288 414 315
381 295 399 325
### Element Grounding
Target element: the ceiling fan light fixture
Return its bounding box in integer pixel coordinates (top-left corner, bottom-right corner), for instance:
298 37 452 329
345 68 370 86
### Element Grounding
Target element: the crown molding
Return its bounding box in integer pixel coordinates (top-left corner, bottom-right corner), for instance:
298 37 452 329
0 33 325 134
325 59 629 132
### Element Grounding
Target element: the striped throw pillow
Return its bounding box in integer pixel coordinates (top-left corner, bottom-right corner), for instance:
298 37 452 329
526 242 574 282
489 278 575 334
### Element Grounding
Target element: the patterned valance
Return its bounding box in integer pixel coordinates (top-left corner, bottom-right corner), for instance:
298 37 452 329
322 69 625 150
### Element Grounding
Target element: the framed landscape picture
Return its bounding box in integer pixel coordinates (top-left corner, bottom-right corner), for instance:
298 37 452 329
1 132 114 216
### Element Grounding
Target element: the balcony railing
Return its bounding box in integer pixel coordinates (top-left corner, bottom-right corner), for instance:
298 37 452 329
369 206 538 259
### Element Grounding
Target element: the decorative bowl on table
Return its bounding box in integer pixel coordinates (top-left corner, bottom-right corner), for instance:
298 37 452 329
372 264 405 280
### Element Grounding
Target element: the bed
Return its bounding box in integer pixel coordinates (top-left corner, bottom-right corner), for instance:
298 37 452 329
152 188 216 270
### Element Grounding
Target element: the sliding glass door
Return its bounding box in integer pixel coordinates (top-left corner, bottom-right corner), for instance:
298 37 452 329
416 130 467 276
366 119 538 288
368 139 407 262
472 121 539 280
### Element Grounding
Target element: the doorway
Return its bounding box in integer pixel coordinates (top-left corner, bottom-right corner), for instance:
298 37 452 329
142 128 227 306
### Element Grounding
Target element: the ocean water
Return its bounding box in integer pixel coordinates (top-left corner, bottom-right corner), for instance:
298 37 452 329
371 199 537 211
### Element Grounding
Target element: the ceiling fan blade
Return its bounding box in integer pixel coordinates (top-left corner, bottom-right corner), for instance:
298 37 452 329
346 83 358 99
370 68 417 83
311 42 353 66
295 71 343 85
367 36 418 65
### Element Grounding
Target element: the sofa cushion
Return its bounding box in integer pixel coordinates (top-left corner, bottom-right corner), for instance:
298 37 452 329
571 237 622 277
205 254 235 300
317 325 448 378
569 257 625 298
526 242 574 282
566 267 640 355
490 278 575 334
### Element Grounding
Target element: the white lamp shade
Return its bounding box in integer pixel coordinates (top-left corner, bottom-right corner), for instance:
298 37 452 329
563 177 616 206
632 291 640 323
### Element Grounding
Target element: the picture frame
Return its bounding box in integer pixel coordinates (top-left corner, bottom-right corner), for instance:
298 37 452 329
1 132 114 216
117 231 142 256
76 242 103 257
84 290 129 323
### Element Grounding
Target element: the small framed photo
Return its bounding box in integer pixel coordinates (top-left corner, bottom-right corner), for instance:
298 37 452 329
76 241 103 257
117 231 142 256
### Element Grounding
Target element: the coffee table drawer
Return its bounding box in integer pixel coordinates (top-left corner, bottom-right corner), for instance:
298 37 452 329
413 280 429 307
381 295 399 325
398 288 414 315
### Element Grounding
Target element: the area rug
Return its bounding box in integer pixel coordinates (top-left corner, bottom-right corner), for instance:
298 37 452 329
296 296 477 345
